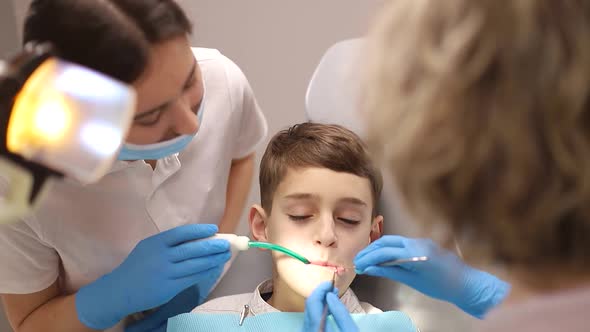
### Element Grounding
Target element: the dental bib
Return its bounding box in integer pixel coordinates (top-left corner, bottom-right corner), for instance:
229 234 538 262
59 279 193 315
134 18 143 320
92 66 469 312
167 311 418 332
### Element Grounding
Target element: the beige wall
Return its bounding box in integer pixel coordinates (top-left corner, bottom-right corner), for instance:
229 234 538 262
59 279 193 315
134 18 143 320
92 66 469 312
1 1 19 331
0 0 19 57
12 0 29 43
177 0 383 298
1 1 19 330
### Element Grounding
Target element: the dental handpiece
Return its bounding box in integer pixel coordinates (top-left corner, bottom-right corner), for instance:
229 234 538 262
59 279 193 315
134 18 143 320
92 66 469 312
205 233 251 251
201 234 311 264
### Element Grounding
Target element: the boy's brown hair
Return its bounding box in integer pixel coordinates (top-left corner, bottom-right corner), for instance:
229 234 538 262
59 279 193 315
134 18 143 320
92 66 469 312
259 123 383 216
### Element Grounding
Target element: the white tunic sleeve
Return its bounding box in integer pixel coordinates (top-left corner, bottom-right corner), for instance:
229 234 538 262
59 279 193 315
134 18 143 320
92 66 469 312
222 56 268 160
0 219 60 294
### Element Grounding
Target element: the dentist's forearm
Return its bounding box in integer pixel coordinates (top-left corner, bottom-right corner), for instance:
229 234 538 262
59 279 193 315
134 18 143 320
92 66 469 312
20 295 97 332
2 283 97 332
219 153 255 233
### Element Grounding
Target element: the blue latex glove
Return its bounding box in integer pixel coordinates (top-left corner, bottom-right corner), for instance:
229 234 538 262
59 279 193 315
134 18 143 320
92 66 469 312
76 224 231 330
303 281 359 332
354 235 510 318
124 266 223 332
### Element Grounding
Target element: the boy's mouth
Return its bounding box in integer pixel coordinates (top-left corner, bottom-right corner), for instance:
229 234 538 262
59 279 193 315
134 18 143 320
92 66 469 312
309 260 346 275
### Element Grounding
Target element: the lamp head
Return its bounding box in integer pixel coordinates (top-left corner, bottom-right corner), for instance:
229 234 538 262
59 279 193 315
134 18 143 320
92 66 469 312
0 42 136 222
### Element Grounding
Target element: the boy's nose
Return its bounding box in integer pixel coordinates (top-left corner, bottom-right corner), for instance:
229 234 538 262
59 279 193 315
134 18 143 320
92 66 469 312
314 214 337 247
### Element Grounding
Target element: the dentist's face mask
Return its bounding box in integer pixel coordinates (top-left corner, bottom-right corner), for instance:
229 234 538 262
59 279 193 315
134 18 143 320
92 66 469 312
117 94 205 161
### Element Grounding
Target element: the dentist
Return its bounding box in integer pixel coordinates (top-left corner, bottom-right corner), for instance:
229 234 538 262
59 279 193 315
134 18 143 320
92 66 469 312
0 1 266 332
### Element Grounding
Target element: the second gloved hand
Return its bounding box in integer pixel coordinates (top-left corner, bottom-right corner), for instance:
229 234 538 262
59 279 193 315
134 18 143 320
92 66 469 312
303 281 359 332
354 235 510 318
76 224 231 330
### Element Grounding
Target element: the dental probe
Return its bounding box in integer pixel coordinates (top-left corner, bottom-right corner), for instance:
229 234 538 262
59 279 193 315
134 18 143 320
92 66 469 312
340 256 430 271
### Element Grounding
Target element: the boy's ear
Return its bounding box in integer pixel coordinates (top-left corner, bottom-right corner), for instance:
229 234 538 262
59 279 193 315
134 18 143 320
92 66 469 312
249 204 269 242
370 215 384 243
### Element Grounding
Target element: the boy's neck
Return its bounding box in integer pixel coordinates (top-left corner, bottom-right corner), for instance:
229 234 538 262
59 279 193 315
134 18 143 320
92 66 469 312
268 276 307 312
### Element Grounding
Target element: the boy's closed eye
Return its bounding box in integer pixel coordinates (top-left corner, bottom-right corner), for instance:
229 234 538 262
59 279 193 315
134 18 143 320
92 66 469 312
286 214 361 225
334 205 366 226
287 214 313 221
336 217 361 225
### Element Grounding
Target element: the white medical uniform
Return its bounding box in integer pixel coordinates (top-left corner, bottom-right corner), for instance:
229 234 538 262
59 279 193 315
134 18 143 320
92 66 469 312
0 48 268 332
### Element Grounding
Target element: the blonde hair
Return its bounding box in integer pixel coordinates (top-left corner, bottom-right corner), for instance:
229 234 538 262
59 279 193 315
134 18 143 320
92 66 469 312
364 0 590 276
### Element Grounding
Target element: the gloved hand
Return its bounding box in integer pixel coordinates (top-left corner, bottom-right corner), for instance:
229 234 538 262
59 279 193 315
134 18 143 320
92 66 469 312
303 281 359 332
76 224 231 330
354 235 510 318
124 273 222 332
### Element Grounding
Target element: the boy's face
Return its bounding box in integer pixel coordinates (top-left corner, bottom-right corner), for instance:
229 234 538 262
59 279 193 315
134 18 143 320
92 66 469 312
250 167 383 300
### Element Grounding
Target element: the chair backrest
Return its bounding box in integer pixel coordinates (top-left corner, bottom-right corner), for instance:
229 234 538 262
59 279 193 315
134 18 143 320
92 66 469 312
305 38 420 236
305 38 366 137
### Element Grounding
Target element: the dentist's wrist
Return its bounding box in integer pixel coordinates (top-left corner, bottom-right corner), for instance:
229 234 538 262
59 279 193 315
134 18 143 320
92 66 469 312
487 277 511 314
457 268 510 319
76 274 123 330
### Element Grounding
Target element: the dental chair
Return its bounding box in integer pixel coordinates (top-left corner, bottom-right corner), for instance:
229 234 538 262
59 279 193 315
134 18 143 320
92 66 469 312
305 38 368 138
305 39 476 332
305 37 411 311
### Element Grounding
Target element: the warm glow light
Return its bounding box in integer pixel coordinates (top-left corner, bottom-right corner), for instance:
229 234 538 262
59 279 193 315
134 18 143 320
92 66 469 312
32 98 71 141
1 55 136 223
5 57 135 184
6 59 67 154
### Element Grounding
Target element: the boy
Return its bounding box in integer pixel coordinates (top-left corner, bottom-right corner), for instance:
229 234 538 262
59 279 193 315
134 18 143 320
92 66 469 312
194 122 384 317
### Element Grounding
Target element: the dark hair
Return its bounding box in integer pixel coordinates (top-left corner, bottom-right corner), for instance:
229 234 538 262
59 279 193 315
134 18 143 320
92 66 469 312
260 122 383 216
23 0 192 83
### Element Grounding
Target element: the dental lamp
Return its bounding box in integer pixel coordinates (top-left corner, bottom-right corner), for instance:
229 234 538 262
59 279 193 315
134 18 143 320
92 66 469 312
0 43 136 223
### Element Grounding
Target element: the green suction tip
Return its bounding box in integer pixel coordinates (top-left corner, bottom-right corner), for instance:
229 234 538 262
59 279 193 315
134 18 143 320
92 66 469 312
248 241 310 264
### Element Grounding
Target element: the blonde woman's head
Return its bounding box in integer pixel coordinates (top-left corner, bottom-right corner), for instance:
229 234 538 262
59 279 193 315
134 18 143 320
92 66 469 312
364 0 590 286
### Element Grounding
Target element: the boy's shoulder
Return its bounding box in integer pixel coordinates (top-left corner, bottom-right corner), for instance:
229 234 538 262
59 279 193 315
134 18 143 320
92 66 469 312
360 301 383 314
191 281 384 316
192 293 253 314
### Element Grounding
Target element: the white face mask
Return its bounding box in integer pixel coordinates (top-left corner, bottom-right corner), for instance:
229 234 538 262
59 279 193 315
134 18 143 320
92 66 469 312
117 88 205 161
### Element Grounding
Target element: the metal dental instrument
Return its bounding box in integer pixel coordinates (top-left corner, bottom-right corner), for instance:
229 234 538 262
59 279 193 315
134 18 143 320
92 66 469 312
238 304 250 326
318 270 337 332
344 256 430 271
379 256 429 267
